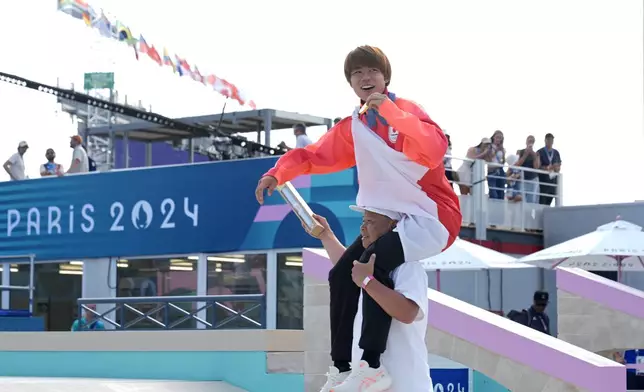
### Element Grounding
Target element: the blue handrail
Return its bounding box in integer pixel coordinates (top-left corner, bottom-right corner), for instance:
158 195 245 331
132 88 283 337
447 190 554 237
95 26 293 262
76 294 266 331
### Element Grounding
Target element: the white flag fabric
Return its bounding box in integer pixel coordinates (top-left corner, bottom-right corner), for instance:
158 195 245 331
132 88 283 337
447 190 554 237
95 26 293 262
351 109 449 261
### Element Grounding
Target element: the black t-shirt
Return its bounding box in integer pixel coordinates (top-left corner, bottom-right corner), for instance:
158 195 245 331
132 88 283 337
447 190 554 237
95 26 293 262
537 147 561 182
517 149 538 180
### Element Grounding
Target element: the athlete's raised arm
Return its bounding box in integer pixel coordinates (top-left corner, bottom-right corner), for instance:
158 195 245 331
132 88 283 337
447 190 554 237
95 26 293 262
255 118 355 204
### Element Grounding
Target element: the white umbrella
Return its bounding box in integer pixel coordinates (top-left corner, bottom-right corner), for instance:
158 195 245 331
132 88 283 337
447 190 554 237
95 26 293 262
421 238 533 291
517 218 644 281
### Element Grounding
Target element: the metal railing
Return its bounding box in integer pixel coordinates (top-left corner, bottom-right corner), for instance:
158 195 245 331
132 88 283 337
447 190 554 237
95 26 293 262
76 294 265 331
10 150 562 237
445 155 563 236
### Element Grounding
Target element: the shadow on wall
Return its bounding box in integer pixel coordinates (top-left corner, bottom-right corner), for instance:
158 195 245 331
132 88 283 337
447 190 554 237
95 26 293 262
273 203 346 248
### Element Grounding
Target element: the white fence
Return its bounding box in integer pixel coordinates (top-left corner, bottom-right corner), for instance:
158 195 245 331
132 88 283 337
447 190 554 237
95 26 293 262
446 155 563 233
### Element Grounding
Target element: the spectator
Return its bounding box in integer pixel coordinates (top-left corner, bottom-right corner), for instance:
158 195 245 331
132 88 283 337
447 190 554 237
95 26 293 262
443 134 456 189
515 135 540 203
3 141 28 181
487 130 506 200
456 137 492 195
507 291 551 335
67 135 89 174
615 350 644 390
537 133 562 206
293 123 312 148
40 149 64 177
278 123 313 151
333 117 342 125
505 154 522 202
71 304 105 331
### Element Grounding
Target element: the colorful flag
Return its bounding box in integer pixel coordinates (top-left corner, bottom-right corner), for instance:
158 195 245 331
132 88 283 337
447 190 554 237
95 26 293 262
116 22 134 43
147 45 163 66
58 0 89 19
179 57 192 78
95 10 113 38
192 66 203 84
117 22 137 59
57 2 257 108
163 48 176 72
214 78 232 98
175 55 185 76
138 35 149 54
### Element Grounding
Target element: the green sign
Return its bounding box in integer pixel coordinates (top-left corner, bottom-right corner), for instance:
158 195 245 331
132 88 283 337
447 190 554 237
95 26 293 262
84 72 115 90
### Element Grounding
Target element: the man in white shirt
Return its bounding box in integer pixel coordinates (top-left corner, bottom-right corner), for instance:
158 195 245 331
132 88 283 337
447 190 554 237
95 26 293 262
278 124 313 150
3 141 28 181
306 209 432 392
67 135 89 174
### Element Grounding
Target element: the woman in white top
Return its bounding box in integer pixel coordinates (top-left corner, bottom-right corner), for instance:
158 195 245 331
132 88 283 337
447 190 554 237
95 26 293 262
456 137 492 195
486 130 506 200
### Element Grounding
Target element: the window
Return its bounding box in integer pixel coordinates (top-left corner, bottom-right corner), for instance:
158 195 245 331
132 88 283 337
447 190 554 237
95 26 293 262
206 253 266 329
116 257 198 329
8 262 82 331
117 257 198 297
276 252 303 329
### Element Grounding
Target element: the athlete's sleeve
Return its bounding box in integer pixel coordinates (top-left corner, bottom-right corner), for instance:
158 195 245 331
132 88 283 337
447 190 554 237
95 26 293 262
378 98 448 169
264 118 356 185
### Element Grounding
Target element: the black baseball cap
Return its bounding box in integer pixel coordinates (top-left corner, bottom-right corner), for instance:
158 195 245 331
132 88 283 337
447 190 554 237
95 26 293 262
545 133 554 139
534 291 549 304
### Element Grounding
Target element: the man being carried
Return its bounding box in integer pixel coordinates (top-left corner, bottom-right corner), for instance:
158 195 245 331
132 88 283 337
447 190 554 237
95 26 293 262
255 45 461 391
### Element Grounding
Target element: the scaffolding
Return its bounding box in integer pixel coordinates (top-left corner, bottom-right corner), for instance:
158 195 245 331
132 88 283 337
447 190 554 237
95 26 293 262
57 78 153 171
85 88 113 170
84 108 334 166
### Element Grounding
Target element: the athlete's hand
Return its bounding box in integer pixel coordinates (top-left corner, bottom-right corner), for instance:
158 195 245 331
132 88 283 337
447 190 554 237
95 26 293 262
255 176 278 204
302 213 333 240
352 254 376 287
364 93 389 111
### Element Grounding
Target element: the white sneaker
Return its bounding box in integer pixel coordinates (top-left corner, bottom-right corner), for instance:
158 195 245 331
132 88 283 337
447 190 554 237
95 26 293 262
330 360 392 392
320 366 349 392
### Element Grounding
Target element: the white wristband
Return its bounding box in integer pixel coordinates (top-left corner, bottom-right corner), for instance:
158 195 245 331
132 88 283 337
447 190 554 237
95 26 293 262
361 275 374 289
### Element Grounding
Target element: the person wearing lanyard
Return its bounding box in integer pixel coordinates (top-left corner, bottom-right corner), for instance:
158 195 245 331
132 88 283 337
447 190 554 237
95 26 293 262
537 133 562 206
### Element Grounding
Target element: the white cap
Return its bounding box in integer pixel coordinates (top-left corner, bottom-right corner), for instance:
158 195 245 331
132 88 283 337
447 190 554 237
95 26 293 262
349 205 403 221
18 141 28 148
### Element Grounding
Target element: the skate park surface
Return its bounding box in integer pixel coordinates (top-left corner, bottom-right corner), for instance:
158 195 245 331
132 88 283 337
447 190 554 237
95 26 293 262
302 248 625 392
0 377 248 392
0 329 305 392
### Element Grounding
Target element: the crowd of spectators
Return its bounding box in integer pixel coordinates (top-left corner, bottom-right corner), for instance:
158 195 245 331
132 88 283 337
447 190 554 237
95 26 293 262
4 126 562 210
450 131 562 206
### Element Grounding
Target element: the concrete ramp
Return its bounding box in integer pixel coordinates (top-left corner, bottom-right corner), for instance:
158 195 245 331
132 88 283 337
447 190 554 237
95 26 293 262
557 267 644 353
302 248 625 392
0 377 248 392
